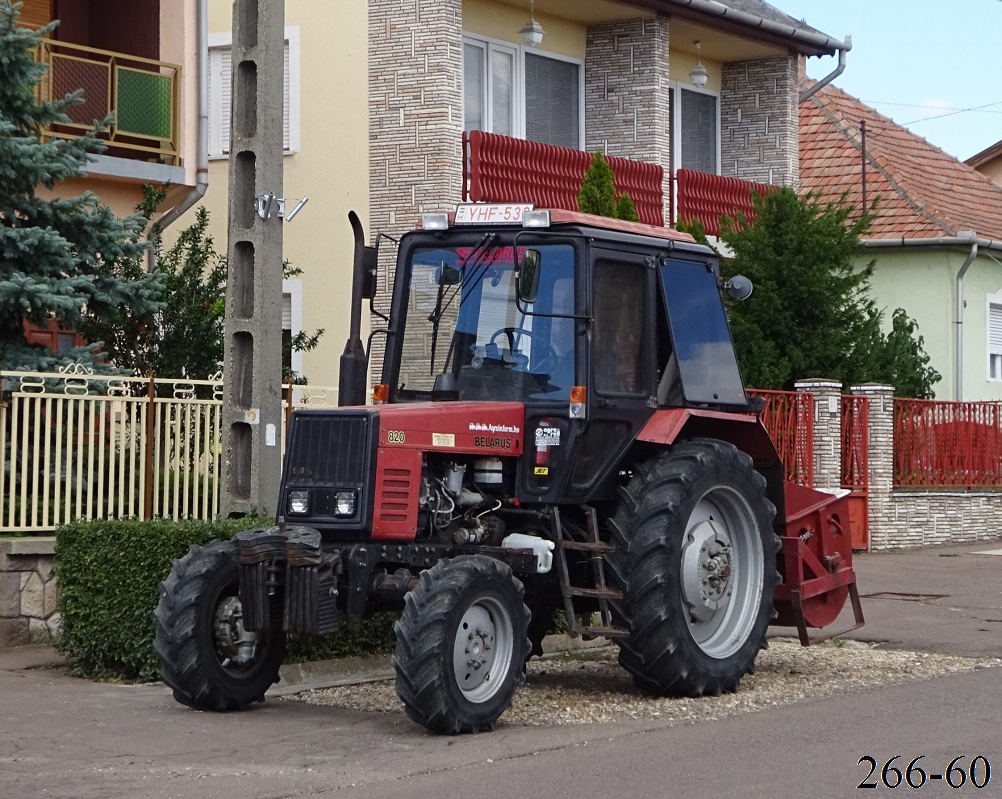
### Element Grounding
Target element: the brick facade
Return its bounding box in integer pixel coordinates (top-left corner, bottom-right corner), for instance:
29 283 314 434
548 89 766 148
584 17 671 221
795 379 842 492
720 56 799 186
368 0 464 377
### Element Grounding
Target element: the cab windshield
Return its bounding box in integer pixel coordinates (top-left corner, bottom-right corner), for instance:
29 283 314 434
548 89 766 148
396 241 576 402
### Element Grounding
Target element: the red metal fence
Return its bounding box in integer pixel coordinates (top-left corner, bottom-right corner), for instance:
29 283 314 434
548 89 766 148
747 388 814 486
841 395 870 549
841 395 869 491
675 170 772 237
894 399 1002 488
463 131 665 226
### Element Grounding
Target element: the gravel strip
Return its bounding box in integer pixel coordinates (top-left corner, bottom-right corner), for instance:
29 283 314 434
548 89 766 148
288 639 1001 728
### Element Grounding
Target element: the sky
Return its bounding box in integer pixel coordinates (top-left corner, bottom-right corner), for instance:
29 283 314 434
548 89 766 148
775 0 1002 162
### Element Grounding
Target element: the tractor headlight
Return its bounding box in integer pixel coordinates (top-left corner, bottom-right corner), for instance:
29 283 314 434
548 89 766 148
334 490 357 517
287 490 310 516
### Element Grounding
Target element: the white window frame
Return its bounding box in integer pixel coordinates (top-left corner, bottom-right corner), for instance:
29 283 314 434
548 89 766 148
462 32 585 150
668 79 721 175
283 278 304 380
987 292 1002 381
208 26 301 159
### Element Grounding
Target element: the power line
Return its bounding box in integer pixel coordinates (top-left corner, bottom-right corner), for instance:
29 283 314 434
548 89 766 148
864 99 1002 114
901 100 1002 126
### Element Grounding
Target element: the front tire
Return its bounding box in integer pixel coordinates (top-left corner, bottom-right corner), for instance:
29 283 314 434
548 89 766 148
607 438 779 697
393 556 531 734
153 540 286 711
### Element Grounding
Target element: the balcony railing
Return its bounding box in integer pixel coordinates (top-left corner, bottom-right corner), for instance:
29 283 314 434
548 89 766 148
35 38 180 166
462 132 773 236
675 169 772 237
463 131 665 226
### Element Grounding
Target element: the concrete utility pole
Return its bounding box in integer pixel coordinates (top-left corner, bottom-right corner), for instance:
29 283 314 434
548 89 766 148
222 0 285 517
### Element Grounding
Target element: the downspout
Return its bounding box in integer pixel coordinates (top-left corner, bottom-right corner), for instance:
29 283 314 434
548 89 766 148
799 36 850 104
954 238 979 401
152 0 209 243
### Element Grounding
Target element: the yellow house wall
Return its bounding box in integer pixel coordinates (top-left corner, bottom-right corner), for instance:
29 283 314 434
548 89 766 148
463 0 585 59
194 0 370 388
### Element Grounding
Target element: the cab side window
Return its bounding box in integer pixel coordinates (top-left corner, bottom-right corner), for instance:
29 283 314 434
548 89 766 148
593 261 645 395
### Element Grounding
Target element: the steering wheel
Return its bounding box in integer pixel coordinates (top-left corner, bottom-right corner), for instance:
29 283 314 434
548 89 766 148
486 327 559 374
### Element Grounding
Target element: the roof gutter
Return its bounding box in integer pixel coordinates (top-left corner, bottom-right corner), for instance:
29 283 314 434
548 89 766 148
863 235 1002 401
659 0 851 55
152 0 209 241
799 36 850 104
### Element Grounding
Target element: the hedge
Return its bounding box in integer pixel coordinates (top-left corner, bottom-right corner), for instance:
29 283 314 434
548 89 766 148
55 518 397 682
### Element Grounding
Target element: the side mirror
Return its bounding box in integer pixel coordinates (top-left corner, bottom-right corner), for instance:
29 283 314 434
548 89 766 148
360 245 378 299
516 249 541 304
437 265 461 286
724 275 753 301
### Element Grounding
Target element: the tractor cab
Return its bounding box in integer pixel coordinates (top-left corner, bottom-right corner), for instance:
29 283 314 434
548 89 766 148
382 206 751 416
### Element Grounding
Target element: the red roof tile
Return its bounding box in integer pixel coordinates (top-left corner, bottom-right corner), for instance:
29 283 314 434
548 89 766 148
799 84 1002 241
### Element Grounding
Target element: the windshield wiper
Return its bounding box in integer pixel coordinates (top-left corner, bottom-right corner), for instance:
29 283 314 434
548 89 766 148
427 232 497 375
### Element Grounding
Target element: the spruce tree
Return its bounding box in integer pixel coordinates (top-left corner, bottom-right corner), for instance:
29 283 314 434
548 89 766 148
710 187 940 397
578 151 641 222
578 152 618 218
0 1 163 373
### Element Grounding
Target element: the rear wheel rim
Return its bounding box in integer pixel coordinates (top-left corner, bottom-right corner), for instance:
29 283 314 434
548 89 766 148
680 488 764 659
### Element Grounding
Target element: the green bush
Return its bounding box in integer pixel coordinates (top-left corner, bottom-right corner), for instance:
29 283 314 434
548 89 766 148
286 613 398 663
55 516 272 681
55 517 402 682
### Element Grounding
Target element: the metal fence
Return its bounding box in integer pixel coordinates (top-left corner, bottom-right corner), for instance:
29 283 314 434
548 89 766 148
35 38 181 165
747 388 814 486
0 367 338 533
894 398 1002 488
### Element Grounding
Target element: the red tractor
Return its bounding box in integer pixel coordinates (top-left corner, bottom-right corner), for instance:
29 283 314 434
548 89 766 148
154 205 862 734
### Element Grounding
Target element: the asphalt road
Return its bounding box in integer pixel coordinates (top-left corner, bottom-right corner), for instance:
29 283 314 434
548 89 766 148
2 541 1000 799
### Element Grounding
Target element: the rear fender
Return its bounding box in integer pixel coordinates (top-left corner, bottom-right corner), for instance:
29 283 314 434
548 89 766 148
635 407 784 506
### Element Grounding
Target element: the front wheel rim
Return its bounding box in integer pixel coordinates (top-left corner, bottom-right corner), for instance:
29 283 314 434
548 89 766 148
680 488 764 659
452 595 515 703
212 592 263 676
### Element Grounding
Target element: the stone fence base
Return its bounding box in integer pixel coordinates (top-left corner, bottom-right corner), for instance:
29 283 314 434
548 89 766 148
0 537 59 647
874 493 1002 550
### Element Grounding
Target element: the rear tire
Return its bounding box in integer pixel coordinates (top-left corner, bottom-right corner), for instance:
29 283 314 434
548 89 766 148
153 540 286 711
393 555 531 734
607 438 779 696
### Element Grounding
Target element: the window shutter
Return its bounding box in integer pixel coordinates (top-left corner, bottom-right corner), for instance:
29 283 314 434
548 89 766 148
283 43 291 148
19 0 51 30
680 88 718 173
489 48 514 137
463 41 485 131
524 53 580 149
211 42 290 157
990 304 1002 354
282 293 292 331
220 49 232 154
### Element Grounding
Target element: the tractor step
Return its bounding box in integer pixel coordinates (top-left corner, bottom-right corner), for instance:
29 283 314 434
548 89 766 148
552 505 625 641
558 540 615 554
561 586 623 600
579 625 629 640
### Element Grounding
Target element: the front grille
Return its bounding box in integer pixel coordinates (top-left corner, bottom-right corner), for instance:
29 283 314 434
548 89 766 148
285 412 372 485
281 410 377 532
